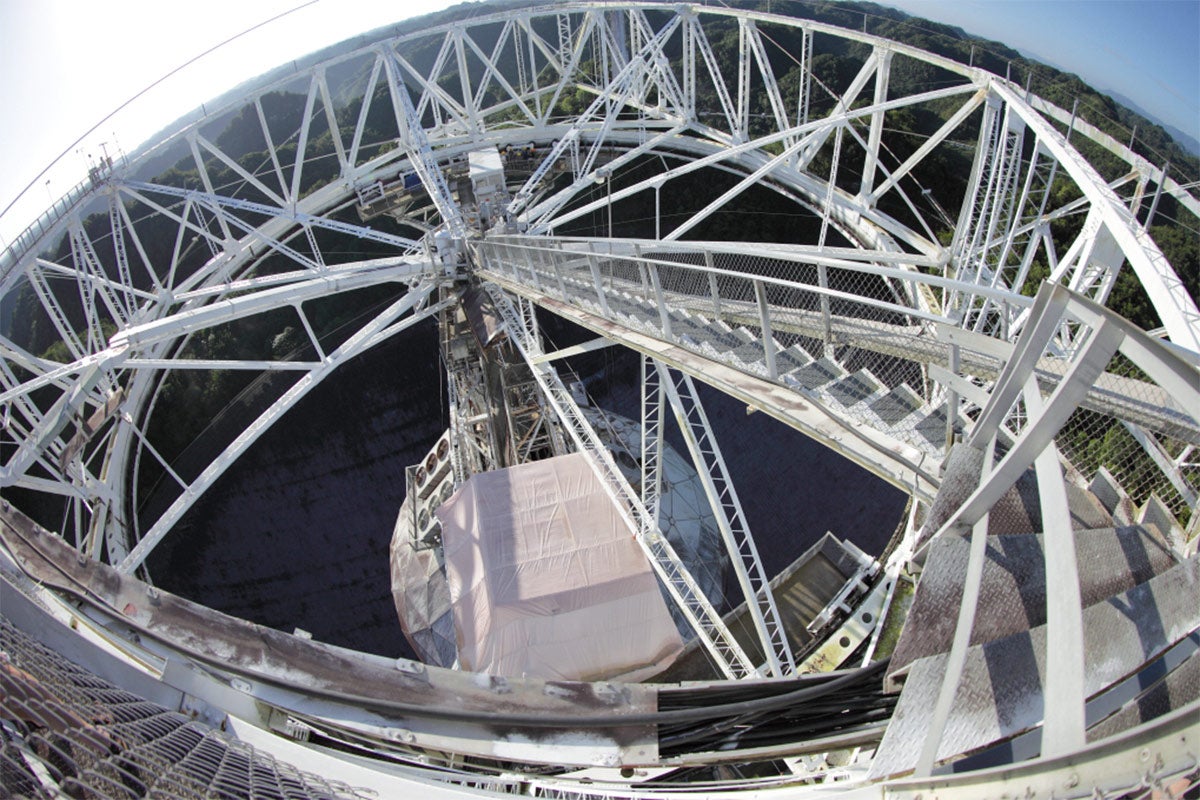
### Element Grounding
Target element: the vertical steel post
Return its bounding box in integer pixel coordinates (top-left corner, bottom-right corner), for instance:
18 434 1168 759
649 260 672 338
945 342 960 454
1145 161 1170 227
818 262 832 354
754 280 777 379
586 253 611 316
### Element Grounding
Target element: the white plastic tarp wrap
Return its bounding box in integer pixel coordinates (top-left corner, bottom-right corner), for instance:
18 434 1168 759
438 452 684 681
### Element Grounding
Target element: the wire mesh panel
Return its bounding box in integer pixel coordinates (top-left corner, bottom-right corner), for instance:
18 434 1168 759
0 616 371 800
475 236 969 459
477 236 1200 534
1057 402 1199 528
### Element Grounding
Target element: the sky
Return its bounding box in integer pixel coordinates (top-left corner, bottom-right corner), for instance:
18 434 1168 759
1 0 1197 245
882 0 1200 141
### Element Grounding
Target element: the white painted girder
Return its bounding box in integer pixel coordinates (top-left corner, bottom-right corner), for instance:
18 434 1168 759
488 283 758 679
507 13 683 219
383 49 467 236
2 257 439 506
657 361 796 676
993 81 1200 354
0 2 1193 645
108 260 432 351
0 9 1196 794
120 180 418 252
3 258 432 401
536 82 979 251
912 285 1172 774
117 281 448 573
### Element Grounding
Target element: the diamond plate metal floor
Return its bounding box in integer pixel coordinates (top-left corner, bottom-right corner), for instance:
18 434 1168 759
870 554 1199 778
888 525 1180 684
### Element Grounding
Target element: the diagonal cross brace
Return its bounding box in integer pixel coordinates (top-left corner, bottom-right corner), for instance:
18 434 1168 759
486 283 759 679
656 360 796 677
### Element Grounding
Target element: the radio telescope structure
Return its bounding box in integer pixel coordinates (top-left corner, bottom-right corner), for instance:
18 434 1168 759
1 3 1198 798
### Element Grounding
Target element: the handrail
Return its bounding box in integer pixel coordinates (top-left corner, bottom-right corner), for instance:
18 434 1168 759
0 175 98 288
477 236 1199 445
485 233 1037 316
912 281 1200 772
485 283 760 679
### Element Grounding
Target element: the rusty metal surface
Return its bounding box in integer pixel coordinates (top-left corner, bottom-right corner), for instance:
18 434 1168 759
0 614 375 800
0 503 660 768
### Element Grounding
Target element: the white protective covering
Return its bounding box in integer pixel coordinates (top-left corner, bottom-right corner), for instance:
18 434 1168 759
437 452 683 681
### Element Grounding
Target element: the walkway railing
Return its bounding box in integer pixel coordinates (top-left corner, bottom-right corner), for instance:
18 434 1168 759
910 280 1200 773
475 235 1199 531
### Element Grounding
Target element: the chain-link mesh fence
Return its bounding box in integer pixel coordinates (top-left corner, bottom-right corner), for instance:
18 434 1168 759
479 236 1003 466
476 236 1199 533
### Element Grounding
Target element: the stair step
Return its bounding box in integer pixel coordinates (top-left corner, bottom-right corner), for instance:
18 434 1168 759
915 450 1120 551
981 471 1115 537
870 554 1200 779
667 312 705 334
1138 493 1184 552
774 345 812 374
870 385 924 426
672 315 743 352
666 308 698 333
730 340 771 368
783 357 847 391
679 333 739 364
1088 466 1137 526
913 635 1200 772
607 293 651 321
1067 481 1117 530
826 369 884 408
731 327 756 345
1085 644 1200 743
913 402 953 450
713 318 736 335
889 526 1179 681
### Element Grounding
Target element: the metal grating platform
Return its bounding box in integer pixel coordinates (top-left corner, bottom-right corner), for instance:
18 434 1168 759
0 616 371 800
871 555 1200 778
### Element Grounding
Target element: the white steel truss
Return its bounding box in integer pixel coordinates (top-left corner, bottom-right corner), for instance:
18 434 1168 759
655 359 796 677
487 283 758 679
0 4 1198 792
1 4 1192 548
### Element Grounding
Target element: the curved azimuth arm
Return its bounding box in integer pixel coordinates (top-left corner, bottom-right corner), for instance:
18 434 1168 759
2 258 439 513
119 181 419 253
991 83 1200 353
0 362 109 486
1 1 1196 664
116 277 451 574
523 123 689 234
1 259 434 405
531 81 979 241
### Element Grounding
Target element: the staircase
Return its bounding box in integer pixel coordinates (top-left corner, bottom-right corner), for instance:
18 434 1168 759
869 470 1199 777
474 243 1200 783
594 285 957 462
